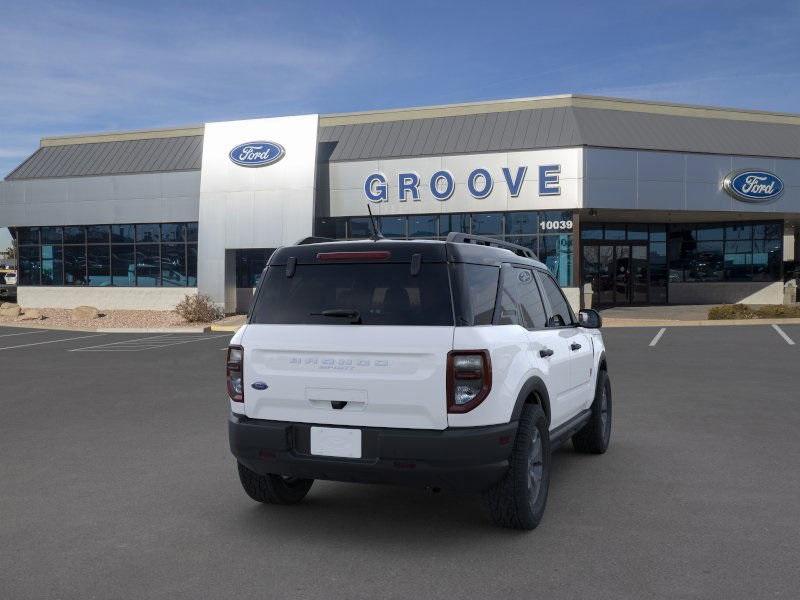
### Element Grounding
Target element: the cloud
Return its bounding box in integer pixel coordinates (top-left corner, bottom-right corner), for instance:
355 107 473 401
0 1 373 175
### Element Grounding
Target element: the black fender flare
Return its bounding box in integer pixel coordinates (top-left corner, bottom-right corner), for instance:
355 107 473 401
510 376 552 426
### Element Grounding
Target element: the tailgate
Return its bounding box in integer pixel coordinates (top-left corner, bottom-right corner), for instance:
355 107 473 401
243 325 454 430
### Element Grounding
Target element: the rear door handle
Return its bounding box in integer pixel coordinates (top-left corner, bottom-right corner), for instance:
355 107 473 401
539 348 554 358
570 343 582 351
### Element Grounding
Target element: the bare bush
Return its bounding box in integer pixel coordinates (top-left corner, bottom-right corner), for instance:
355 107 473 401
175 294 223 323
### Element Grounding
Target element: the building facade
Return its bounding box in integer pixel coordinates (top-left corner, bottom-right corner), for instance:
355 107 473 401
1 94 798 312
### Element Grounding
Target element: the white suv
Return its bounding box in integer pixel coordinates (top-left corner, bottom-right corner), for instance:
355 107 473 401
228 233 611 530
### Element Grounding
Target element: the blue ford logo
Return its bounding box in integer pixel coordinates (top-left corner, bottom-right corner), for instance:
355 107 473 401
723 170 784 203
229 141 285 167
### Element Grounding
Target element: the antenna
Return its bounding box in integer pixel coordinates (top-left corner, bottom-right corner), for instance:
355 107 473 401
366 204 384 241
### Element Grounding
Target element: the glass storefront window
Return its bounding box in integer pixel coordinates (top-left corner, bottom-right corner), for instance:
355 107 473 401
64 226 85 244
136 245 160 286
409 215 438 238
439 214 469 236
41 227 63 245
348 217 371 239
161 223 185 243
86 225 109 244
136 224 160 243
15 222 198 288
111 224 135 243
19 246 40 285
627 225 648 240
471 213 503 236
87 245 111 286
379 216 406 238
604 224 626 240
506 212 538 235
63 246 87 285
540 234 572 287
41 245 63 286
111 245 136 287
161 244 187 286
581 224 603 240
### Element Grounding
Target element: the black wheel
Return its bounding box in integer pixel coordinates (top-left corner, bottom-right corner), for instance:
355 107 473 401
237 462 314 505
483 404 551 530
572 369 612 454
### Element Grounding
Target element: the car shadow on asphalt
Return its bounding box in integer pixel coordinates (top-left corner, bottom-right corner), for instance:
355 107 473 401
224 446 597 542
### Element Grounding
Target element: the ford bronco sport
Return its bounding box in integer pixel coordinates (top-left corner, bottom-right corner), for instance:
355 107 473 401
228 233 611 530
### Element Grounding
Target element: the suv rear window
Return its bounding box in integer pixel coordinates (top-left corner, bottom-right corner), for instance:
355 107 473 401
250 263 454 326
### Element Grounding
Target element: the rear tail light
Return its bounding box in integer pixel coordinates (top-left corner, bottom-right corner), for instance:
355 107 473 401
227 345 244 402
447 350 492 413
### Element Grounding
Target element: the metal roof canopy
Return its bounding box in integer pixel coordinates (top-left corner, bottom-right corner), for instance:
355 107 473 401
8 94 800 180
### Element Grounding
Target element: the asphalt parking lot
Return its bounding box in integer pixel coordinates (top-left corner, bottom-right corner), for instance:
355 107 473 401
1 324 798 599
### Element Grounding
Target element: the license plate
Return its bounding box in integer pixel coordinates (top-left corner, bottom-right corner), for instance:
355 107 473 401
310 426 362 458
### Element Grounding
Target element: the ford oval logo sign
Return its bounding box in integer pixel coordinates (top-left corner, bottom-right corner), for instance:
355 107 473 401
723 169 784 203
229 141 285 168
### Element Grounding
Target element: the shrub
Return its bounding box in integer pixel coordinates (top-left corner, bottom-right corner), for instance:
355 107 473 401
708 304 800 320
175 294 223 323
707 304 757 320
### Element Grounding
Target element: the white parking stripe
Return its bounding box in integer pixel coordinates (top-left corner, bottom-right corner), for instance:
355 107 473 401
649 327 667 347
0 333 106 351
67 333 174 351
71 333 231 352
771 324 795 346
0 330 49 339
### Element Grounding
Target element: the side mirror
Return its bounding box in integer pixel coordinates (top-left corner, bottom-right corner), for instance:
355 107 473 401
578 309 602 329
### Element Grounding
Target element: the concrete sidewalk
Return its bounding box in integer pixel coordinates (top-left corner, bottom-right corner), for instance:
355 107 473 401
598 304 800 327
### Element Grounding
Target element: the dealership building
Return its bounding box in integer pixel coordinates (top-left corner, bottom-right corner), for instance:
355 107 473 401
0 94 798 313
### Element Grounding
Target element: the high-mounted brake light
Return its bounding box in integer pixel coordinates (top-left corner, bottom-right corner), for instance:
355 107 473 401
227 345 244 402
447 350 492 413
316 251 391 261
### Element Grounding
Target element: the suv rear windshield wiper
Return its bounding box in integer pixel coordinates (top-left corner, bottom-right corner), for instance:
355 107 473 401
310 309 362 324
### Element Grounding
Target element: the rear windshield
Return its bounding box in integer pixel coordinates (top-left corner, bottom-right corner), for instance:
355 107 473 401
250 263 454 326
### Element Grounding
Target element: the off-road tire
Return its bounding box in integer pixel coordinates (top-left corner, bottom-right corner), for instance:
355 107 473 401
572 369 612 454
237 462 314 504
483 404 551 530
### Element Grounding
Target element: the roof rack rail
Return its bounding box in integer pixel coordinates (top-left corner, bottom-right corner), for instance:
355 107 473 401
445 232 538 260
296 236 335 245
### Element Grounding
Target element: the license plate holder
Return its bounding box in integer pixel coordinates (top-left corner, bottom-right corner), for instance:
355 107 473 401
310 426 362 459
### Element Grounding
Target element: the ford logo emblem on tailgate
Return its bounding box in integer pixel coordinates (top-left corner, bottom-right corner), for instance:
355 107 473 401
723 170 784 203
229 141 285 167
251 381 268 390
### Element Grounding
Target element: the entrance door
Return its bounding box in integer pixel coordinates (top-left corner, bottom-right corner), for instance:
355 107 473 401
583 243 649 306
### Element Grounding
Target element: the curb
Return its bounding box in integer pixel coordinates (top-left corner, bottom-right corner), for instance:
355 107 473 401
603 317 800 328
209 324 242 332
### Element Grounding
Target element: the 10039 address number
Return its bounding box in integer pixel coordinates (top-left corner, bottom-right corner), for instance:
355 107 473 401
539 220 573 232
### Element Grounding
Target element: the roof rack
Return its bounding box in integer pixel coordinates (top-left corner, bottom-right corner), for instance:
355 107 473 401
296 236 335 245
445 232 538 260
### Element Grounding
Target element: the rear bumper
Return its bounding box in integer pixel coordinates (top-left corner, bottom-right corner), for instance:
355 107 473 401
229 413 517 492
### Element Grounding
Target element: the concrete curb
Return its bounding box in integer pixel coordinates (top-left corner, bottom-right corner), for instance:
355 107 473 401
0 321 215 333
603 317 800 328
209 324 242 332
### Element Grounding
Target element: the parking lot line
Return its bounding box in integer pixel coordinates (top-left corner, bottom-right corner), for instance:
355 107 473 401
0 333 106 352
648 327 666 347
70 333 231 352
771 324 795 346
0 330 49 339
67 333 174 351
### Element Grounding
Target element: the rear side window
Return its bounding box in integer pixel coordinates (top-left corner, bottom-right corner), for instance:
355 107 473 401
538 271 575 327
250 263 454 326
451 264 499 326
497 267 547 329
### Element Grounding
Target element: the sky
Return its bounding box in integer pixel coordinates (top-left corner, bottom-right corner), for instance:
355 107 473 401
1 0 800 249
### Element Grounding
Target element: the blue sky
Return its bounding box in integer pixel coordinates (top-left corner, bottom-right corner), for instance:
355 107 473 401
1 0 799 249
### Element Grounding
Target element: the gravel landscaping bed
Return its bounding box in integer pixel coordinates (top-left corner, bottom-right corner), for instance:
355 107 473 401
0 308 219 330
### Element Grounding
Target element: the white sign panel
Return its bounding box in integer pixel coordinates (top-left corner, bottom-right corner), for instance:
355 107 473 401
328 148 582 216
